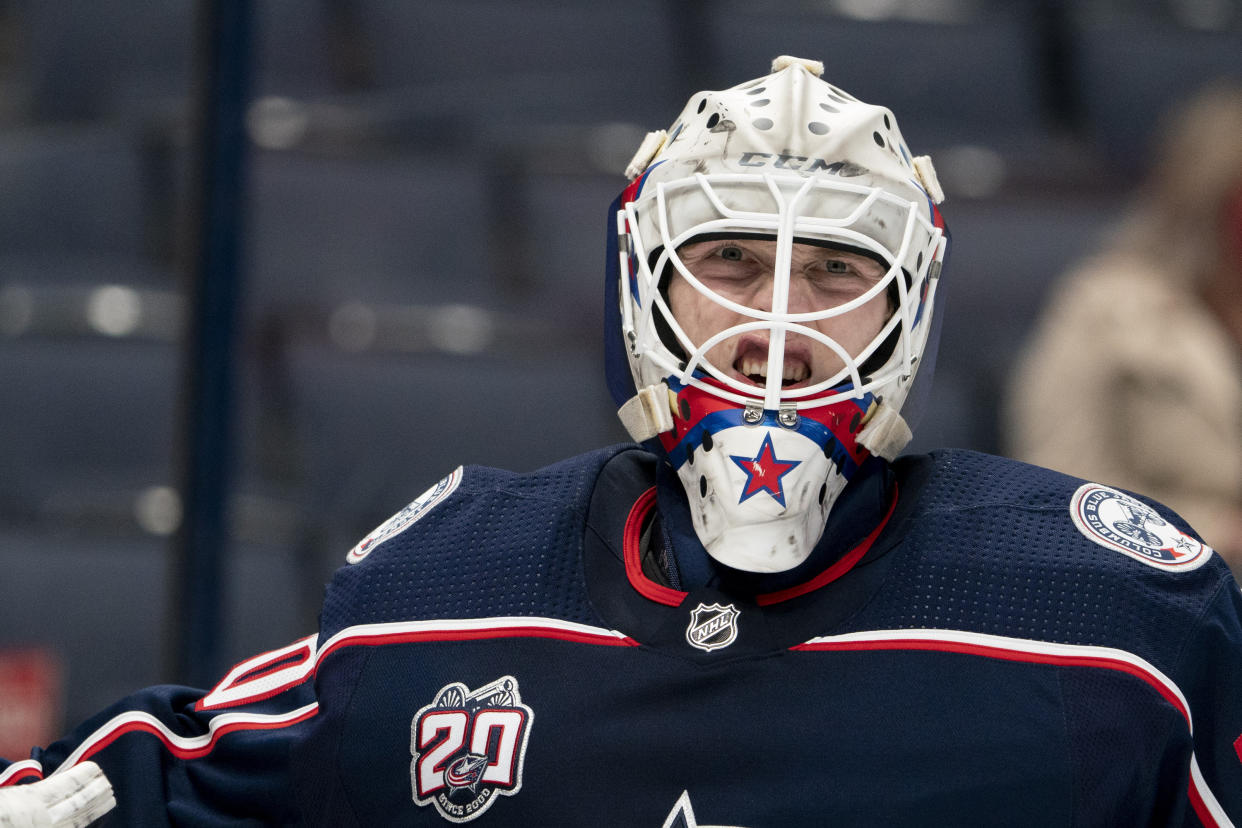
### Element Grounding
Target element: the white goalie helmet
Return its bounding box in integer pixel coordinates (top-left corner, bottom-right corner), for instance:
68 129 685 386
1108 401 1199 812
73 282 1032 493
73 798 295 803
606 56 949 573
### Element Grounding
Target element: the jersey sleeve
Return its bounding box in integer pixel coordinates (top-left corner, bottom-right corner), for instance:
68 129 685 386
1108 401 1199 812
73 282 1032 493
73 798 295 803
0 634 320 826
1174 577 1242 825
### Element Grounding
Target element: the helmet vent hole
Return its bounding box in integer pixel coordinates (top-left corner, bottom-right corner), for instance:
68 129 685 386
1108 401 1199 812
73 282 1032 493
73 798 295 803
699 476 708 497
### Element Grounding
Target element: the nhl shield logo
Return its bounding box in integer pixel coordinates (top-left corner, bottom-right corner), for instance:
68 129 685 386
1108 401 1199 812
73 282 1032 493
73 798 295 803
410 675 533 822
685 602 740 652
1069 483 1212 571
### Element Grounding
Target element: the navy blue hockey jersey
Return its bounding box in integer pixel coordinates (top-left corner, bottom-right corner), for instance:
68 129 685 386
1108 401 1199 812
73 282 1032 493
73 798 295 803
2 446 1240 826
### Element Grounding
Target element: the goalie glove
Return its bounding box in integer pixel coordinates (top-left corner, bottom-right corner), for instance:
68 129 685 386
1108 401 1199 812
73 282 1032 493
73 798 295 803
0 763 115 828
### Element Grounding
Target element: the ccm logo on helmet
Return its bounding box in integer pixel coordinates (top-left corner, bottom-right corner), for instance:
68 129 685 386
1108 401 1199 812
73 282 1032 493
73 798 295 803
737 152 868 176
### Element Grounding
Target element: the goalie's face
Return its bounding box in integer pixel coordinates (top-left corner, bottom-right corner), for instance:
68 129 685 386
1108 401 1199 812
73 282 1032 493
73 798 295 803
667 238 892 392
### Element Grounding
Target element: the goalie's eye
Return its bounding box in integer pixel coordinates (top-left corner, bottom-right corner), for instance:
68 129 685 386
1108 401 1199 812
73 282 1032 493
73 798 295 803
719 245 745 261
824 258 851 274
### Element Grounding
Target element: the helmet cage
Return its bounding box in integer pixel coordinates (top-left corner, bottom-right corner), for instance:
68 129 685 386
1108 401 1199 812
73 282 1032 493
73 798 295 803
619 171 945 413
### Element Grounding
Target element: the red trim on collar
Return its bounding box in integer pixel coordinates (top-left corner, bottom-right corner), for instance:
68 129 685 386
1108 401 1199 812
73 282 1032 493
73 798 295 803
757 482 899 606
624 482 899 607
623 486 689 607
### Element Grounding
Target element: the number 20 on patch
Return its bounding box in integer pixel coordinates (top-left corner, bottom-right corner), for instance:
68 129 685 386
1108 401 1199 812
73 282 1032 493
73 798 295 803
410 676 534 823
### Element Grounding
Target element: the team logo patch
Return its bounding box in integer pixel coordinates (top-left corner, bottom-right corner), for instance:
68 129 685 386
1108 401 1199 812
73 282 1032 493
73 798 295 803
1069 483 1212 571
410 675 533 823
347 466 463 563
730 433 800 506
685 602 740 652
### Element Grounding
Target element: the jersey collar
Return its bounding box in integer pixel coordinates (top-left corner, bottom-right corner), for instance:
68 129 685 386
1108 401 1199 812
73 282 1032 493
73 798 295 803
626 474 899 608
581 447 914 656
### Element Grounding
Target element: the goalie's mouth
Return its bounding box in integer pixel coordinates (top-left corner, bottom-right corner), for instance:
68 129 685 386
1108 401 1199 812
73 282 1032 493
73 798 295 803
731 339 813 389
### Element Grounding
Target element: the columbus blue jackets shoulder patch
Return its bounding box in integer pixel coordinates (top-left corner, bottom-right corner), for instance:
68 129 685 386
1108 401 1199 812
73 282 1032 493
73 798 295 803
1069 482 1212 571
347 466 463 563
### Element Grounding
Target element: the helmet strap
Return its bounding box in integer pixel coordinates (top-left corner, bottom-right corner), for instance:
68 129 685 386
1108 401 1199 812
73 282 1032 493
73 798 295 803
618 383 676 443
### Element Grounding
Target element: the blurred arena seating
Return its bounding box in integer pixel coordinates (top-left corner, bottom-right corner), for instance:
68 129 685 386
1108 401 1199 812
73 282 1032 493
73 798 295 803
9 0 193 123
245 149 496 310
0 0 1238 725
1069 1 1242 169
699 1 1051 151
0 124 154 261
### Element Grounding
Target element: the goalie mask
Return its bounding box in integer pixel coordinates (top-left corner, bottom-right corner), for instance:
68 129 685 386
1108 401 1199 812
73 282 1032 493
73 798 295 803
605 56 949 573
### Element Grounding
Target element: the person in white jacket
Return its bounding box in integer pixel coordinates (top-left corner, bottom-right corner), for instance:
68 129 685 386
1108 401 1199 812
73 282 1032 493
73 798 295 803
1006 82 1242 572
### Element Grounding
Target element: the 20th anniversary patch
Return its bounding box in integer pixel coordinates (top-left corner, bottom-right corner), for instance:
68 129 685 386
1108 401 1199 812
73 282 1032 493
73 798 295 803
1069 483 1212 571
410 675 532 823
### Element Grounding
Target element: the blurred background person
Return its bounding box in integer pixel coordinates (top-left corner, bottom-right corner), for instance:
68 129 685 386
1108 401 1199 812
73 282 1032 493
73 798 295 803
1005 82 1242 571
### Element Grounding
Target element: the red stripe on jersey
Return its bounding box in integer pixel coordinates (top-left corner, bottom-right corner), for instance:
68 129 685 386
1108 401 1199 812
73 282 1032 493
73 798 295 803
201 618 639 713
76 705 320 764
0 761 43 786
317 623 639 665
794 635 1187 719
791 630 1231 827
1189 777 1215 827
16 617 634 782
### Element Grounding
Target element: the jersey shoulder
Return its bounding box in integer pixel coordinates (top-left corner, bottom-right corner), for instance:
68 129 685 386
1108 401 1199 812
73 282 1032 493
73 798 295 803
320 444 642 639
909 447 1220 576
867 449 1233 669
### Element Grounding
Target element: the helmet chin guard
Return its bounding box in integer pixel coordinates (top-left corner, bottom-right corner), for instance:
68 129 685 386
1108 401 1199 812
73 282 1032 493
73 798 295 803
656 377 878 572
607 56 948 573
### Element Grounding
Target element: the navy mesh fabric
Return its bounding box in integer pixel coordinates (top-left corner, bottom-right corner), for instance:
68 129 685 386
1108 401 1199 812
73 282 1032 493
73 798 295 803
847 449 1233 676
1060 666 1191 826
319 445 632 640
